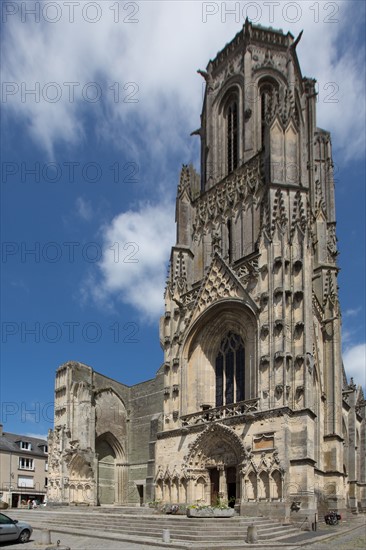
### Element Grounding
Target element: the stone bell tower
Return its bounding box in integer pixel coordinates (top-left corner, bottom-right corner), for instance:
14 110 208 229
156 20 365 518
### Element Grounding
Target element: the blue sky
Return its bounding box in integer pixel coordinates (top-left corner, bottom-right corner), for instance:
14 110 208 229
1 0 365 438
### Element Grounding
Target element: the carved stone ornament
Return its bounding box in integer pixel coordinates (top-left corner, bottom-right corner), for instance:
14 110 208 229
187 255 245 326
184 423 249 470
192 153 263 238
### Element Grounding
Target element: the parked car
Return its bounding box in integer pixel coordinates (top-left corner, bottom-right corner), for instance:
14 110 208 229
0 512 32 544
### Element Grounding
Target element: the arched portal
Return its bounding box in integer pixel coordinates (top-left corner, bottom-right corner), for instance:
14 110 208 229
96 439 115 504
68 453 94 505
186 423 248 505
95 432 126 505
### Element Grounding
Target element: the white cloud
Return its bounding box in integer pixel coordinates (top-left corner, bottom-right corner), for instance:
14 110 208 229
343 343 366 387
3 1 365 322
2 1 365 161
343 307 362 318
342 327 353 346
25 433 48 441
84 201 175 321
75 197 93 221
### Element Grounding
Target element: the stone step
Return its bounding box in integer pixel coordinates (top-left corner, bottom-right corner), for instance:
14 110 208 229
10 514 282 532
10 524 292 540
10 511 279 524
9 509 302 542
61 515 263 523
93 506 157 514
11 520 298 543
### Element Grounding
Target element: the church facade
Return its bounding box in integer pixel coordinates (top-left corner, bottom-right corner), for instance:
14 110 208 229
48 21 365 520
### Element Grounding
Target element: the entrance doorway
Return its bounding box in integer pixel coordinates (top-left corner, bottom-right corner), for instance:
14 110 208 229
137 485 144 506
96 439 115 505
209 467 237 506
186 423 244 506
226 466 236 507
210 469 219 505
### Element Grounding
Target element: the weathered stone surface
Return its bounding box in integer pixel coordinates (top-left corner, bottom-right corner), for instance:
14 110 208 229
48 20 365 519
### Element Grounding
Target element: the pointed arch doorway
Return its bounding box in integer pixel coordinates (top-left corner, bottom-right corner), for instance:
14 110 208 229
96 432 127 505
96 439 115 504
208 465 237 507
186 423 248 506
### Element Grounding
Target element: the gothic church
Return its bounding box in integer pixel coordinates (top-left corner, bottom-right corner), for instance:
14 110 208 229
48 21 366 519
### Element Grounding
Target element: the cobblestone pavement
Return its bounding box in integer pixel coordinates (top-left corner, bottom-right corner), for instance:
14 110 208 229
294 523 366 549
0 529 171 550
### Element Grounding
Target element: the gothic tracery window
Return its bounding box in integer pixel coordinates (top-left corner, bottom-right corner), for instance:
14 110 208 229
227 100 238 174
260 85 272 149
215 332 245 407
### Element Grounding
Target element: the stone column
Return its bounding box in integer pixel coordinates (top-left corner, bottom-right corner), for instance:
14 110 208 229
236 471 240 505
218 466 227 500
204 479 211 504
115 462 128 504
269 472 274 501
187 477 194 503
240 473 246 504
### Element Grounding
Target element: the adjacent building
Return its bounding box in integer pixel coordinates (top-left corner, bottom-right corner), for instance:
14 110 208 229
0 424 48 507
47 21 365 520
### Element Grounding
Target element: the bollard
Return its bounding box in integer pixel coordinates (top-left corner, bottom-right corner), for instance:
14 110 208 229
162 528 171 543
302 520 311 531
40 529 51 544
246 524 258 543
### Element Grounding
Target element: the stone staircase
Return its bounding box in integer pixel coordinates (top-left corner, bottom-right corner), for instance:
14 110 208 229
9 508 301 546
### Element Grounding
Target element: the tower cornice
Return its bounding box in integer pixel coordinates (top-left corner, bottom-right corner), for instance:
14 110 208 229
208 20 295 75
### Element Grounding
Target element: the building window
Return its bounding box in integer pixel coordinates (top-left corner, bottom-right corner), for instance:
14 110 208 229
18 475 34 488
260 87 272 149
259 78 279 150
20 441 32 451
45 462 48 471
215 332 245 407
227 101 238 174
45 477 48 487
227 219 232 263
39 444 48 453
19 457 34 470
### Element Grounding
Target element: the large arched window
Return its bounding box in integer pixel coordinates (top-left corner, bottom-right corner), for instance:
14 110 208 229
258 77 279 150
260 84 273 150
227 101 238 174
215 332 245 407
